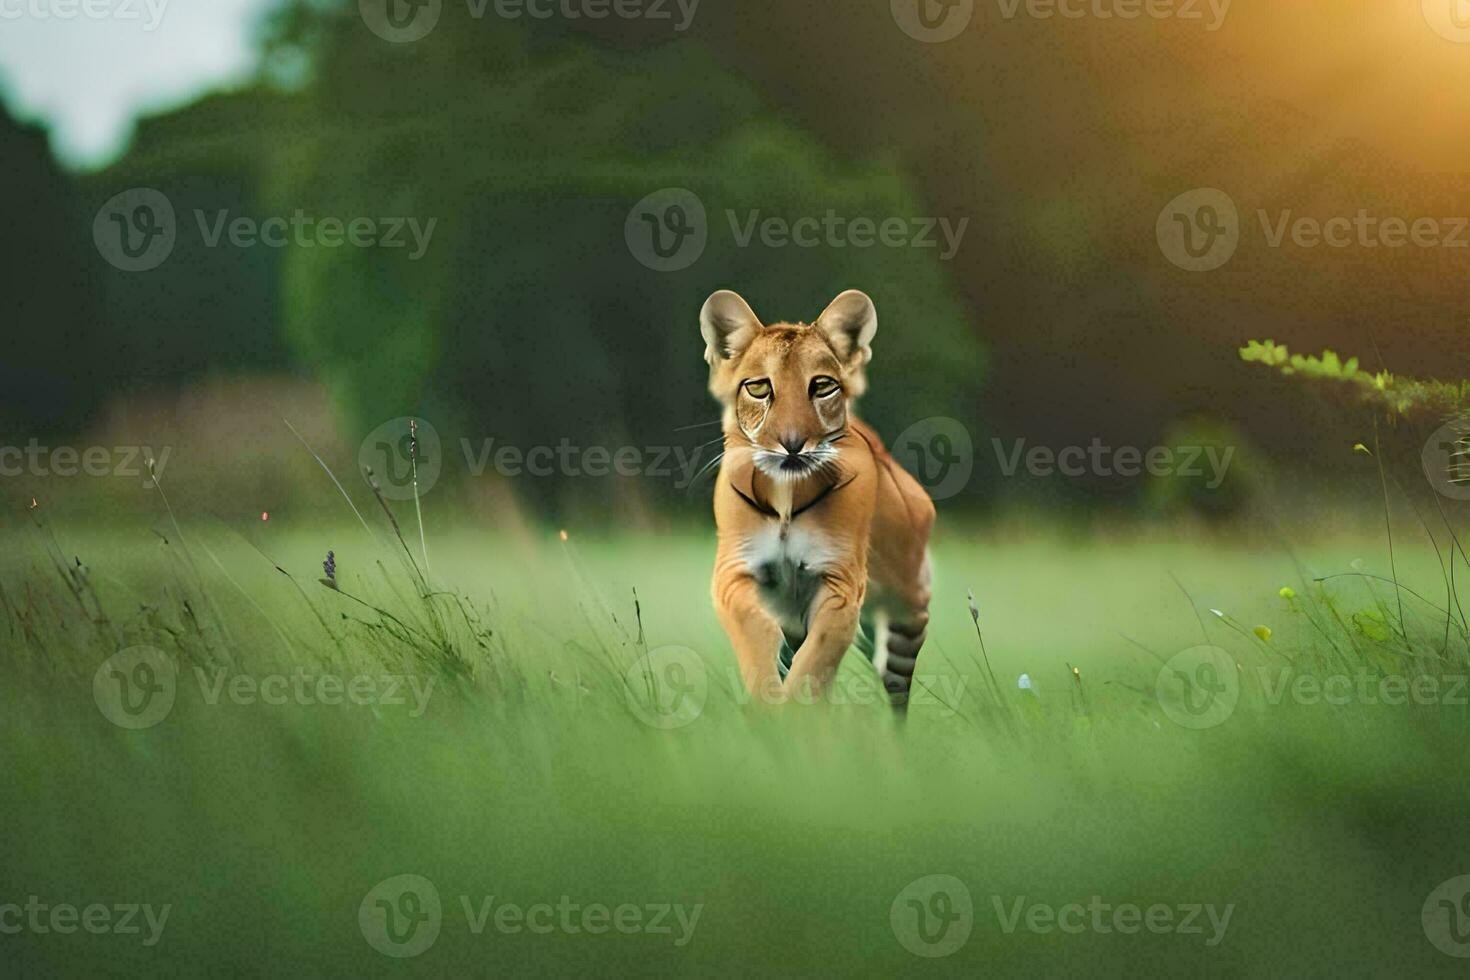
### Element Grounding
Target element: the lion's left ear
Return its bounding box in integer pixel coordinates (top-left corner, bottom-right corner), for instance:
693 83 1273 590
700 289 763 364
816 290 877 365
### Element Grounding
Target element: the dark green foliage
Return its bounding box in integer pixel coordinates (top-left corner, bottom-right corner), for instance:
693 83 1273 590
27 8 982 512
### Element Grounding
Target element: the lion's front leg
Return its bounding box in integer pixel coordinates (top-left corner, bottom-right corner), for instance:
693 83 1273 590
781 577 865 701
712 566 784 702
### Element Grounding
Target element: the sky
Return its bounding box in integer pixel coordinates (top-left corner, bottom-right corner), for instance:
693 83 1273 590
0 0 277 169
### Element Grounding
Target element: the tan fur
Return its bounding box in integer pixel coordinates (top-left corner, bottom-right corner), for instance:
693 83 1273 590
699 290 936 703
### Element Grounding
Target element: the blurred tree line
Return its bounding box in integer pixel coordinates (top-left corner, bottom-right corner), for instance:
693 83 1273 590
5 1 986 513
8 0 1462 518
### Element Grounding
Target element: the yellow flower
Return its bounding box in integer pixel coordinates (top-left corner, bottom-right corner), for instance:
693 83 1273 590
1279 586 1296 600
1254 626 1273 642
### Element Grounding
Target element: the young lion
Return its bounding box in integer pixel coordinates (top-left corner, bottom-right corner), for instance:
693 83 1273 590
700 289 935 706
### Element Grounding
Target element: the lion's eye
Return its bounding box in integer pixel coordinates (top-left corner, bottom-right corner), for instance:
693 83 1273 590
743 379 772 399
811 377 840 398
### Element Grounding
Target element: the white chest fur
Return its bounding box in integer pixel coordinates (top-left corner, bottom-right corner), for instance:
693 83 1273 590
741 520 839 578
741 519 838 633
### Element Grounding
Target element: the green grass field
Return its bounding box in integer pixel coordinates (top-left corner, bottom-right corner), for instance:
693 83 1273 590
5 507 1470 976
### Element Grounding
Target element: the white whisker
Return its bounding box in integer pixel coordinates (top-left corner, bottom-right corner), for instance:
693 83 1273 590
687 450 726 489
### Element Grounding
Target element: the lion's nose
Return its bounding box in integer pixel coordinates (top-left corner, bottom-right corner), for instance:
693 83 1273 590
780 436 804 455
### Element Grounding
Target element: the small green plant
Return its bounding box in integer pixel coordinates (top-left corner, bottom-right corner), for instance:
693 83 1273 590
1240 339 1470 418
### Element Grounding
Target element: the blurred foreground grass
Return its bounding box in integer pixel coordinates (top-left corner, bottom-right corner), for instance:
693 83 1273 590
3 513 1470 976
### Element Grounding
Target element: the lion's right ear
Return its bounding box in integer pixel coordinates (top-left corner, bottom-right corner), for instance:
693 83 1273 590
700 290 762 364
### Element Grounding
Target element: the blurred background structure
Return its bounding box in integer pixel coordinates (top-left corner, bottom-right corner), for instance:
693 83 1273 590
3 0 1466 523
